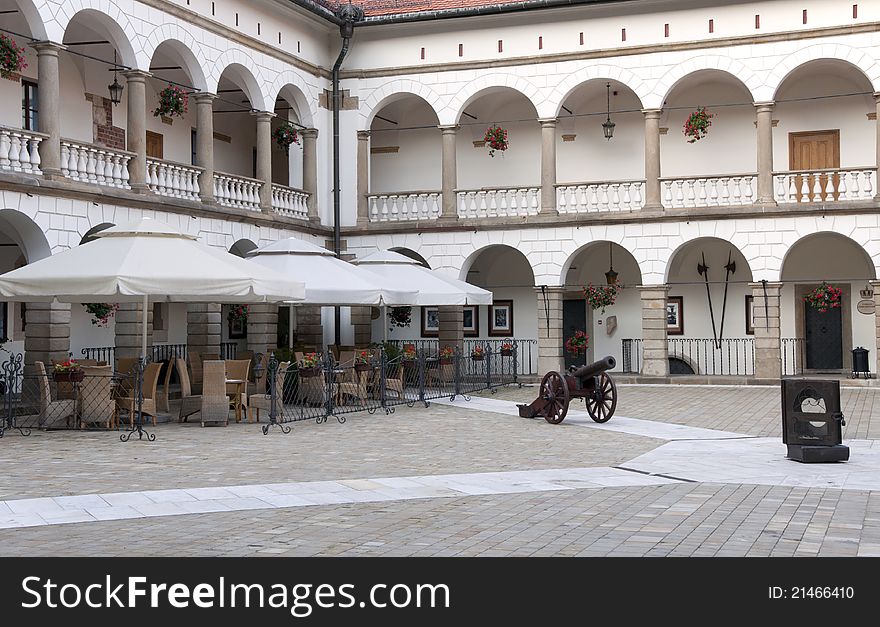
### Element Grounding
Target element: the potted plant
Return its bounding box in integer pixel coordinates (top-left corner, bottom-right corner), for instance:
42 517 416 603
805 282 843 313
402 343 417 361
298 352 321 377
228 304 249 324
683 107 714 143
500 341 515 357
272 122 300 152
53 359 84 383
439 345 454 365
83 303 119 327
565 330 589 357
584 282 620 314
471 345 485 361
484 124 508 157
0 34 27 80
388 306 412 328
354 350 372 372
153 84 188 119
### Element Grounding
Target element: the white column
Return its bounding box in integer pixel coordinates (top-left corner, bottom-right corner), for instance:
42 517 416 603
31 42 65 177
301 127 319 221
643 109 662 210
122 70 150 192
194 93 216 203
357 130 370 224
440 125 458 219
539 118 557 214
755 102 776 205
253 111 274 212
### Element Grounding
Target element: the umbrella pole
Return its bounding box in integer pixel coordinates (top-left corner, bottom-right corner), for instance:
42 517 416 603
382 305 387 344
121 293 155 443
142 294 149 360
289 305 295 349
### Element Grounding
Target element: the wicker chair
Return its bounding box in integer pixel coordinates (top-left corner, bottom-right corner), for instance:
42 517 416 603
225 359 251 422
187 350 203 394
176 358 201 423
115 357 139 376
34 362 77 428
156 359 175 413
248 361 290 423
384 362 405 399
427 363 454 388
299 369 338 406
78 365 116 428
339 368 370 406
201 360 230 426
115 362 162 427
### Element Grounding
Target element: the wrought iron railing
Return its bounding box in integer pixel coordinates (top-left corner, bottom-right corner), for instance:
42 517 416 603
80 346 115 364
621 338 755 376
621 338 642 373
781 338 806 376
385 339 538 376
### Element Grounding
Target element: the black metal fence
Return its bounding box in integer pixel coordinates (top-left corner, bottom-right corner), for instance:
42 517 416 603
386 339 537 376
80 341 238 364
621 338 755 376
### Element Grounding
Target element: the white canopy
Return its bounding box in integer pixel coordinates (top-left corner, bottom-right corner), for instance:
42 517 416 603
353 250 493 306
247 237 417 305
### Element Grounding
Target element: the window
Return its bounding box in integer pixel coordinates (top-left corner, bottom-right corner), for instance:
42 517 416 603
152 303 166 331
22 80 38 132
191 129 197 166
146 130 163 159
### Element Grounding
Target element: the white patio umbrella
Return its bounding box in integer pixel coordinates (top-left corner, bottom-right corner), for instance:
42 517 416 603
0 218 306 359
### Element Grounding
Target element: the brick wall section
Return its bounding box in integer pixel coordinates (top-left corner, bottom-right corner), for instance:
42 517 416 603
85 94 126 150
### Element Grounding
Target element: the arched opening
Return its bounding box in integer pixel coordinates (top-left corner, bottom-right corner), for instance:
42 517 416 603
665 237 754 375
213 64 261 185
556 80 645 204
658 70 758 208
774 60 876 202
562 241 642 368
780 232 876 373
0 0 45 130
272 85 310 190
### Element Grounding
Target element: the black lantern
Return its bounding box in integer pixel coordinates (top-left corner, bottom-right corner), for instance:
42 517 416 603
604 242 618 285
108 51 123 105
602 82 615 140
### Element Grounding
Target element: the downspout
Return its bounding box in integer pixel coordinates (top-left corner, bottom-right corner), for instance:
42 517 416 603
332 3 363 346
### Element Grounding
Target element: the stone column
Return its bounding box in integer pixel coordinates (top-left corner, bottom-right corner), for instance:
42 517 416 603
875 94 880 200
439 125 458 219
438 306 464 354
871 281 880 370
122 70 150 192
539 118 557 214
253 111 274 212
186 304 221 356
301 128 319 221
295 305 324 350
31 42 65 177
755 102 776 205
351 306 373 347
356 130 370 225
114 302 153 360
23 302 70 373
246 303 278 357
534 286 564 374
640 285 669 377
750 282 782 380
194 93 216 202
643 109 663 210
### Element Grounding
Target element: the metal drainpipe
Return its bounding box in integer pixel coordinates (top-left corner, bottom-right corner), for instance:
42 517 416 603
332 4 363 347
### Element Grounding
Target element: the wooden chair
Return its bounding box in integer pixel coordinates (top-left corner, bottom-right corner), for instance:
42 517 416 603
78 365 116 428
115 362 162 427
225 359 251 422
34 362 77 428
248 361 290 423
201 360 230 426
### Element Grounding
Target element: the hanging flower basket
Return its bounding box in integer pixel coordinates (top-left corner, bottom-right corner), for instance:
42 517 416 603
53 360 84 383
388 306 412 328
354 350 372 372
500 341 514 357
0 34 27 80
565 330 589 356
439 345 454 365
298 352 321 377
805 282 843 313
402 344 417 362
227 304 249 324
484 125 508 157
584 282 620 314
272 122 300 152
471 345 485 361
153 84 188 118
83 303 119 327
683 107 714 143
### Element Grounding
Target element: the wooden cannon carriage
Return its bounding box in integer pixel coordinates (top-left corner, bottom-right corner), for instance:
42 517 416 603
517 356 617 424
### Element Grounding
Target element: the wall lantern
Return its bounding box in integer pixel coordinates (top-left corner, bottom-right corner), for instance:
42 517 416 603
602 82 615 140
108 51 123 105
604 242 618 285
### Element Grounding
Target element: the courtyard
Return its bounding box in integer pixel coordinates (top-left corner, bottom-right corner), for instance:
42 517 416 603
1 384 879 557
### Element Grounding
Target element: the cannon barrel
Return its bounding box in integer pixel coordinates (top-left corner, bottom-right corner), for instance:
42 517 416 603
570 356 616 380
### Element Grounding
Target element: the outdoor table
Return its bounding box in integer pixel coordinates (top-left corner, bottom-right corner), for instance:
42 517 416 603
226 378 246 422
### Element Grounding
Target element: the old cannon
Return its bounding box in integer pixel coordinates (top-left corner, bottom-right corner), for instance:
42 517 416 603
517 356 617 424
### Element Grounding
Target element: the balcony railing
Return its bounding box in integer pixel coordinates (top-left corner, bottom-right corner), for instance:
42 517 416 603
775 168 876 203
781 338 806 376
368 191 441 222
556 180 645 213
146 158 202 201
457 186 540 219
61 140 134 188
621 338 755 376
662 174 755 209
0 126 45 175
214 171 262 211
272 183 310 220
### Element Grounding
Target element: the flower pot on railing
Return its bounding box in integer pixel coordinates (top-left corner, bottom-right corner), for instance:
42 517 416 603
472 354 484 362
500 349 512 357
54 370 84 383
440 358 453 365
298 366 320 378
354 363 372 373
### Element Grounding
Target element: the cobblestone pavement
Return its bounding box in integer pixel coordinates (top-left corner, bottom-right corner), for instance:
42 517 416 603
4 483 879 557
483 384 880 439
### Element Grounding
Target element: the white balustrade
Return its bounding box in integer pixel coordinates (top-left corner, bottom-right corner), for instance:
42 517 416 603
368 191 441 222
0 126 45 175
556 180 644 213
661 175 755 209
456 187 540 219
60 140 133 188
213 172 263 211
774 168 876 204
146 158 202 200
272 184 310 220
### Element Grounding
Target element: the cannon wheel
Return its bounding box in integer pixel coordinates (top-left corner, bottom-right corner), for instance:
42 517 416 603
585 373 617 423
540 371 570 424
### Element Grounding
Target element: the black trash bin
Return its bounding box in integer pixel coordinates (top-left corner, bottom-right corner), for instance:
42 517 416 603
851 346 871 379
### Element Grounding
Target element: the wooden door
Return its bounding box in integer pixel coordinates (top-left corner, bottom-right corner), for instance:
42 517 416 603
146 130 164 160
789 130 840 202
804 299 843 371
